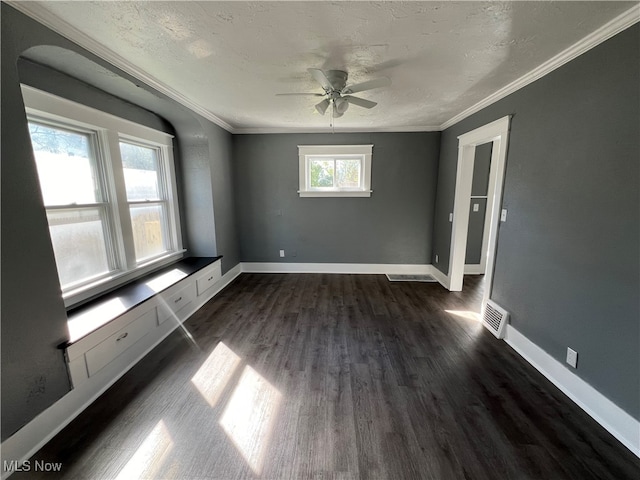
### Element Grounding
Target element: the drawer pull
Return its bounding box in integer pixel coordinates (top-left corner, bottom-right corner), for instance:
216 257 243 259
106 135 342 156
207 276 214 281
116 332 128 342
174 296 183 304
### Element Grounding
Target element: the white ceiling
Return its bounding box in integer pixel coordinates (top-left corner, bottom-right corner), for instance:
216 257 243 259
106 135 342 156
14 1 638 132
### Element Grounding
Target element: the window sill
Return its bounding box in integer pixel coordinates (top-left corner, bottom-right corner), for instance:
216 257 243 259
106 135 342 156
298 190 373 198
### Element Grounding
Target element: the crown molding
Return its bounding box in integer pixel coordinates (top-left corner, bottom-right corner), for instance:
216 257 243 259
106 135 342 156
7 0 235 133
439 3 640 130
234 125 441 134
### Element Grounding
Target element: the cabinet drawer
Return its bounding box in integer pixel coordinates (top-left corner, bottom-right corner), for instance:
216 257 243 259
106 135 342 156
157 282 196 325
196 262 222 296
85 308 156 377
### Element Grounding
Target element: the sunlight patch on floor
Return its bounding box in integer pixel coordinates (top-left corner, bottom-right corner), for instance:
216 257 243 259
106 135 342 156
219 366 282 475
191 342 241 407
445 310 481 322
115 420 173 480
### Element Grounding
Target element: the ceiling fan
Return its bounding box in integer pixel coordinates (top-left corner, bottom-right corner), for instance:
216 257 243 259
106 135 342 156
277 68 391 118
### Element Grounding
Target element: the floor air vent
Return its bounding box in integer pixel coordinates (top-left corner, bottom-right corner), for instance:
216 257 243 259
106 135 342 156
482 300 509 339
386 274 437 282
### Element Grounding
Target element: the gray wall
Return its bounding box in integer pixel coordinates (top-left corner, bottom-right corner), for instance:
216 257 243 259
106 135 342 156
432 25 639 419
1 4 240 439
234 132 440 264
205 123 241 272
465 198 487 265
471 142 492 197
2 12 72 441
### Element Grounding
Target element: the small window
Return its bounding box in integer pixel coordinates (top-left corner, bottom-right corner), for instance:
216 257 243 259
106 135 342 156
22 85 183 306
298 145 372 197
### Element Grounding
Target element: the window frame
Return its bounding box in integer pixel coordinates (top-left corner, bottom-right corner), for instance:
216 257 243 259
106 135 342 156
22 85 184 307
298 144 373 197
118 136 179 265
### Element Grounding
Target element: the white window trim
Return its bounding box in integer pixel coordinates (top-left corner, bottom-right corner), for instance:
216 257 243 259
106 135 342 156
298 144 373 197
21 85 184 308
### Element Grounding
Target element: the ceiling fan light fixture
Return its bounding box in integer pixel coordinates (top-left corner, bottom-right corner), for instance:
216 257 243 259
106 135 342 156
315 98 330 115
334 96 349 114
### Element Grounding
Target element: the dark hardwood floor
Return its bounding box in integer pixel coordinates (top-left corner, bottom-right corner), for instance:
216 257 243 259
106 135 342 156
18 273 640 479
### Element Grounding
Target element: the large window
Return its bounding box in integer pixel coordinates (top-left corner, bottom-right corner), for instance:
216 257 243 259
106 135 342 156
22 86 183 306
298 145 373 197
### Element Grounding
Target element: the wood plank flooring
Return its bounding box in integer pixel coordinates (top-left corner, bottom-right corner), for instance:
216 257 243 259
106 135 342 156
16 273 640 479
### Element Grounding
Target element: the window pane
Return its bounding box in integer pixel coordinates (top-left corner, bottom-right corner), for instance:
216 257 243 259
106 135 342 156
28 122 98 205
120 142 161 201
310 159 334 188
336 159 361 188
130 204 168 261
47 209 111 288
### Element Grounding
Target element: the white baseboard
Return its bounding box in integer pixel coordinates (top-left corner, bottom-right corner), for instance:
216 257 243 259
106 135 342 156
430 265 450 289
241 262 433 275
0 263 241 479
240 262 450 289
464 264 485 275
504 325 640 458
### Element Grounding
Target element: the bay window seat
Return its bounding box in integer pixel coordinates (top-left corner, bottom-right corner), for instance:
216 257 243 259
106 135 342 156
61 256 223 389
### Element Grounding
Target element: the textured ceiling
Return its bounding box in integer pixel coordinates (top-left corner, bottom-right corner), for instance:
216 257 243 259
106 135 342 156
17 1 637 132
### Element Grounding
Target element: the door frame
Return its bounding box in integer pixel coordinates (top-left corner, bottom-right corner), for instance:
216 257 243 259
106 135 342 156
448 116 511 306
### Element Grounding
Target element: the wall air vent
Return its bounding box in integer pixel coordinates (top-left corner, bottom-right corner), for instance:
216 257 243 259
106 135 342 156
482 300 509 339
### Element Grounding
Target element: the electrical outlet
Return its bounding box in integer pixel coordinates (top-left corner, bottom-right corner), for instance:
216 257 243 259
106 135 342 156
435 254 439 263
449 213 453 222
500 209 508 222
279 250 285 258
566 347 578 368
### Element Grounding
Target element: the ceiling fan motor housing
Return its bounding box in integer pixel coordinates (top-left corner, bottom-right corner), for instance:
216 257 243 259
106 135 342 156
324 70 349 92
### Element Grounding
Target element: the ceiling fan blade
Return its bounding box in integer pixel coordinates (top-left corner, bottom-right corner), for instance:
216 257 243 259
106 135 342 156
308 68 334 91
344 96 377 109
342 77 391 94
276 93 325 96
315 98 330 115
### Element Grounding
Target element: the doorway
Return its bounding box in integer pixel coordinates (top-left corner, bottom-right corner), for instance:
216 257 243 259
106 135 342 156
447 116 511 306
465 142 492 276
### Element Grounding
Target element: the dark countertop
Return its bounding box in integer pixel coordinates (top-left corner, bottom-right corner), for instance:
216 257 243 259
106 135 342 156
64 256 222 346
